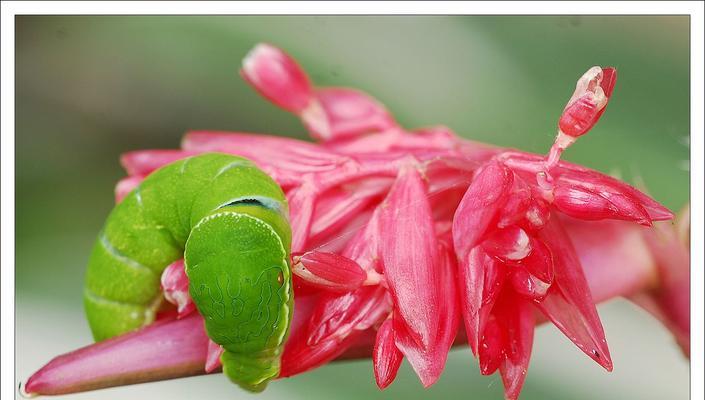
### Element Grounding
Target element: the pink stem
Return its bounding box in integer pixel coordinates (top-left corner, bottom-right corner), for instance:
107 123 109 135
24 315 209 396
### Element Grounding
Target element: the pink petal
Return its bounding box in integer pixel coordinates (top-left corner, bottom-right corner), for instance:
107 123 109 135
205 339 224 373
535 217 613 371
373 319 403 389
600 67 618 97
287 179 317 252
281 289 389 377
497 294 535 400
458 246 507 354
640 215 690 355
323 129 402 154
424 159 475 222
120 150 195 176
341 203 383 273
553 184 652 226
307 286 390 346
379 164 440 350
395 126 459 151
240 43 314 113
452 160 514 261
114 175 144 204
308 177 391 244
510 267 550 301
304 87 397 141
24 314 208 396
515 237 554 284
182 131 348 182
391 240 459 387
555 166 673 222
160 260 196 318
478 316 505 375
497 177 533 227
481 225 532 261
292 251 367 292
280 330 361 378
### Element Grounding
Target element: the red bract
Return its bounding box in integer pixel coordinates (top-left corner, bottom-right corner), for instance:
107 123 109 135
25 44 685 400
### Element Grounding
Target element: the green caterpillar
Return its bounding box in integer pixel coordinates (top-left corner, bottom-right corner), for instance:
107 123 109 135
83 152 293 392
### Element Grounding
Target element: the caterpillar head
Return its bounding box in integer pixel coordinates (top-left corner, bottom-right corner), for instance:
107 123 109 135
184 210 293 392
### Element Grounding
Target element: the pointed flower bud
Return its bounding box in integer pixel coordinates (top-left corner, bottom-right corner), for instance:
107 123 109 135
558 66 617 138
292 251 368 292
240 43 314 113
553 183 652 226
373 319 403 389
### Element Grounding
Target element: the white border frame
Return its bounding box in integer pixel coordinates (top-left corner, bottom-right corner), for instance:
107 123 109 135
2 2 702 400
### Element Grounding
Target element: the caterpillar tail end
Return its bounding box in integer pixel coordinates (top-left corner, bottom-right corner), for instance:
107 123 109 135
221 350 280 393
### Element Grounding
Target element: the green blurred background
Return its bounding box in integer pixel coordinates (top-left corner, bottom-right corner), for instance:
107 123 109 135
16 16 689 399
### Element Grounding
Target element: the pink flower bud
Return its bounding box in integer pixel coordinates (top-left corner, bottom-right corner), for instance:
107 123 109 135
241 43 314 113
160 260 195 318
291 251 367 292
553 183 652 226
373 319 403 389
558 66 617 137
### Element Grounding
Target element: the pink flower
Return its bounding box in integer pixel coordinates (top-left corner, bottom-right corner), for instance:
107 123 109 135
24 44 686 400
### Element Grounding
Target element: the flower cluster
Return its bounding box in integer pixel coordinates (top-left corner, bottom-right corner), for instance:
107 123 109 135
26 44 678 400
